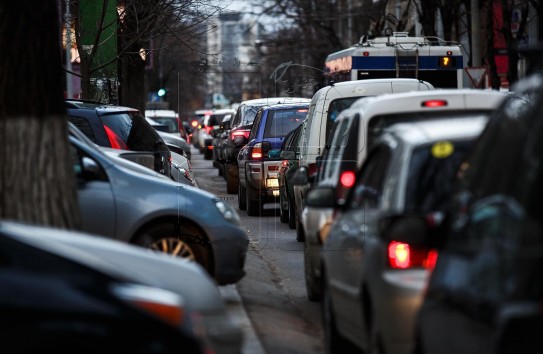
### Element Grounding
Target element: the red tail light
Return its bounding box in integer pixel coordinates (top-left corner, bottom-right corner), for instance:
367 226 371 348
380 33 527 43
339 170 356 188
251 143 263 159
307 163 318 179
421 100 448 108
388 241 438 269
205 126 213 134
281 160 289 168
231 130 250 141
103 125 127 150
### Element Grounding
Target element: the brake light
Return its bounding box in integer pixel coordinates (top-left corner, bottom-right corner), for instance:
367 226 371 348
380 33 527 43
231 130 250 140
388 241 437 269
103 125 127 150
251 143 263 159
205 126 213 134
282 160 289 167
191 120 198 127
307 163 318 178
421 100 448 108
339 171 356 188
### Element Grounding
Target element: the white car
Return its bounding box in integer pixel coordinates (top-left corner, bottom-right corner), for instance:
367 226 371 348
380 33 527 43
301 89 506 302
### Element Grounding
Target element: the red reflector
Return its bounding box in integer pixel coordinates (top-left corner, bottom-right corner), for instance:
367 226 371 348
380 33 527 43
268 165 279 171
281 160 289 167
363 51 369 56
339 171 356 188
421 100 447 108
446 50 453 55
207 145 213 150
103 125 127 150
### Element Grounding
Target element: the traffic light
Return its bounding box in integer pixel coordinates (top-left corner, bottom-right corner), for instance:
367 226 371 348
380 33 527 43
157 88 166 97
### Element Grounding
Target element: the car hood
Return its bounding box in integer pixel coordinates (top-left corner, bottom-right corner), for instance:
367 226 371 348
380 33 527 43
0 221 225 312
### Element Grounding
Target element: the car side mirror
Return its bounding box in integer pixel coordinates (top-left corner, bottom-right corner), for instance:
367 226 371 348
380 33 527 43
306 186 336 208
81 156 101 180
268 149 281 159
291 166 309 185
280 150 296 160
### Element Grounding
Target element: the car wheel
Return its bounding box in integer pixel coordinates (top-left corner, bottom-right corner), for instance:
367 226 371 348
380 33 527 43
246 184 261 216
218 162 224 176
288 194 296 230
322 276 360 354
238 184 247 211
279 189 288 223
296 210 305 242
135 223 211 272
204 148 212 160
304 241 320 301
225 163 239 194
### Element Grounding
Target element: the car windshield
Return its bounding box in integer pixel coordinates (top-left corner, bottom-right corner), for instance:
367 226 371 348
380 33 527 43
150 117 178 133
404 139 474 213
264 107 308 138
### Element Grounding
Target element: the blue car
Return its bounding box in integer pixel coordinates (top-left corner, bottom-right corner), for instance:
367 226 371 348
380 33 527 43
238 102 309 215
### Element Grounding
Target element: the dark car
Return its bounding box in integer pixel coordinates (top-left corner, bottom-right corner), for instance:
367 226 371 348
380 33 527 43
238 102 309 215
275 121 305 229
66 100 171 177
212 114 233 175
379 75 543 354
0 221 202 354
198 109 235 160
219 97 311 194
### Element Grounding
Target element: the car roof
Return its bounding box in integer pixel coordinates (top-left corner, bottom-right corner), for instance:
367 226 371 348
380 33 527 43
145 109 176 117
350 89 506 117
239 97 311 106
382 116 488 146
66 100 138 114
265 102 311 110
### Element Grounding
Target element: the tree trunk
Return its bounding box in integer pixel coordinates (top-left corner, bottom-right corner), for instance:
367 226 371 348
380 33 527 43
0 1 81 229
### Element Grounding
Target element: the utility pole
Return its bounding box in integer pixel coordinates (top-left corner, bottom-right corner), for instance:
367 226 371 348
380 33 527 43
65 0 73 98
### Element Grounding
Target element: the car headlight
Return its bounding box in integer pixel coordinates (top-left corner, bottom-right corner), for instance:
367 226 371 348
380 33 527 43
214 200 241 226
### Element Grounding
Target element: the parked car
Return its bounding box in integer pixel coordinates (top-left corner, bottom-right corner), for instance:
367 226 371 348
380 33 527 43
145 109 190 141
275 121 305 229
66 99 171 177
317 117 489 354
147 117 192 160
292 79 435 244
238 102 309 215
297 89 506 302
0 221 203 354
219 97 311 194
378 73 543 354
69 134 248 285
199 108 236 160
212 114 233 174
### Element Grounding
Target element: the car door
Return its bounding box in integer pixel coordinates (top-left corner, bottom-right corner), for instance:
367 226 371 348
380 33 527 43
71 142 116 238
326 145 392 338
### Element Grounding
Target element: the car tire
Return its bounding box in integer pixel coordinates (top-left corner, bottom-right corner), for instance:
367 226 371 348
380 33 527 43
296 210 305 242
238 184 247 211
218 162 224 176
204 148 212 160
322 276 360 354
134 223 211 273
246 184 261 216
304 241 320 301
288 194 296 230
225 163 238 194
279 190 288 223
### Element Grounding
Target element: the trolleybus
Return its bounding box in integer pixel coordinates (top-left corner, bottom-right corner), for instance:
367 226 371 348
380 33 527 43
324 32 464 88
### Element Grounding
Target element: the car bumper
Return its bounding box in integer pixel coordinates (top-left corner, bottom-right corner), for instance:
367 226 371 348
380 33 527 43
208 224 249 285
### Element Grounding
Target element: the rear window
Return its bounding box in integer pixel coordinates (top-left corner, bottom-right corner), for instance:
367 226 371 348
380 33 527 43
264 107 308 138
325 97 361 142
242 105 266 125
150 117 178 133
100 113 164 153
404 139 474 213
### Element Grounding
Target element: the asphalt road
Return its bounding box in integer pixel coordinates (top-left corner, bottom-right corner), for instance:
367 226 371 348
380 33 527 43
190 146 324 354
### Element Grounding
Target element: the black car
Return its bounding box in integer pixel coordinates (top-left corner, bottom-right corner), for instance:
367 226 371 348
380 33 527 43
66 100 171 177
380 75 543 354
0 221 202 354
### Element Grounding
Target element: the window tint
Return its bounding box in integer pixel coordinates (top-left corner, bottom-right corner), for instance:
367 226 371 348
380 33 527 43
100 113 165 154
264 107 307 138
151 117 178 133
249 109 263 141
68 115 96 142
325 97 360 144
349 146 391 209
242 105 264 125
405 140 475 213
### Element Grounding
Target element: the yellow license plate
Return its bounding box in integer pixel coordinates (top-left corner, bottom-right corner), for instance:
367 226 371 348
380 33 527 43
266 179 279 188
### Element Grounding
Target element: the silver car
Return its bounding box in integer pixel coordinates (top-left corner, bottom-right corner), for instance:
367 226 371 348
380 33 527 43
317 117 489 354
70 135 248 285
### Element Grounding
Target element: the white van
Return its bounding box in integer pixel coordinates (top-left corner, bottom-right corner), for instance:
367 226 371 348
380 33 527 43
291 78 434 240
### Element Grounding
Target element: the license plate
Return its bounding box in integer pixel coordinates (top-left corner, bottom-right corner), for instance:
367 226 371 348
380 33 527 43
266 178 279 188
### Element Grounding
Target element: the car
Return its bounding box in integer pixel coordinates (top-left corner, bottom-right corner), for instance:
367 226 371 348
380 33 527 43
198 108 236 160
147 117 192 160
238 102 309 215
219 97 311 194
212 114 233 174
66 99 171 177
70 134 248 285
316 117 490 354
145 109 190 141
378 74 543 354
274 121 305 229
0 221 203 354
292 79 435 246
297 89 506 302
